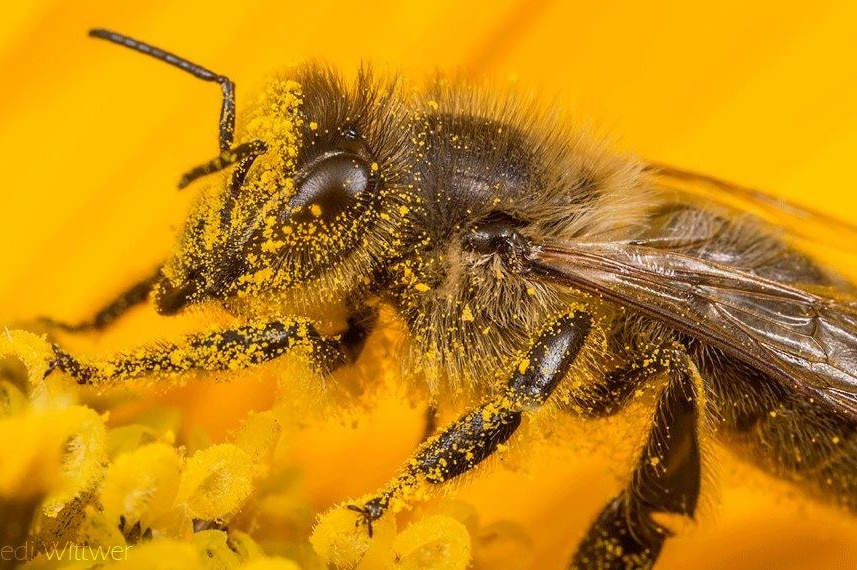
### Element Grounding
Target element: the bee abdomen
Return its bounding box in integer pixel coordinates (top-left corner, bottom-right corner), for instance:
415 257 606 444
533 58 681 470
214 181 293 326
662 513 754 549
701 353 857 511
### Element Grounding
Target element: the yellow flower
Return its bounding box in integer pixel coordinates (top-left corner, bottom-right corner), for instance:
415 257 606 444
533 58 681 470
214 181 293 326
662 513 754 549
3 3 857 570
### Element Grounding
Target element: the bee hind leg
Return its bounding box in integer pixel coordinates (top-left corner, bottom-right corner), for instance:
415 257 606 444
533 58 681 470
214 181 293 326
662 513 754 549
570 356 701 570
349 310 592 531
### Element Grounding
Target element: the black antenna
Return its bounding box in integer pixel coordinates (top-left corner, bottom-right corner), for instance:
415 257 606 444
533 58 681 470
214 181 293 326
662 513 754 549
88 28 236 152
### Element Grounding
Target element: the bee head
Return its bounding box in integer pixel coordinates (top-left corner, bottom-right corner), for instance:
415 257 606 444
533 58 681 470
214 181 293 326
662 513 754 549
156 65 413 314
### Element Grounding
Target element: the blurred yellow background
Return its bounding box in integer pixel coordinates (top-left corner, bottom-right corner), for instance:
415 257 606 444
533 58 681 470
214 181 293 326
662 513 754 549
2 1 857 569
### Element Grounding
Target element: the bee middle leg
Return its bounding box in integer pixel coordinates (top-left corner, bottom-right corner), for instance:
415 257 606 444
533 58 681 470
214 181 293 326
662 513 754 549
46 307 377 384
569 355 701 570
348 310 592 534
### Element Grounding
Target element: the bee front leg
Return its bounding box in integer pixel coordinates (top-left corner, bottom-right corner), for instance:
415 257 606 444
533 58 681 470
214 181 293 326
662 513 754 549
39 268 161 333
419 403 440 442
349 311 592 534
45 311 376 384
570 357 701 570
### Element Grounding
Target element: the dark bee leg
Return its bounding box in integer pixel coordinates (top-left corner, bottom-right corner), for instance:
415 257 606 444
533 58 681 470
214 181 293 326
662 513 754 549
39 269 161 333
420 403 440 441
570 358 700 570
571 361 656 418
178 139 268 189
46 309 377 384
348 311 592 535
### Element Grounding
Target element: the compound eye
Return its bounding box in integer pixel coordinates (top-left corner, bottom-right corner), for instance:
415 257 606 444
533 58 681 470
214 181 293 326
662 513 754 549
290 152 371 222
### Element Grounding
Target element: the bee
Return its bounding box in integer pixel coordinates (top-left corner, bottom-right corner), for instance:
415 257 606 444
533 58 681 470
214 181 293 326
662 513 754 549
41 29 857 569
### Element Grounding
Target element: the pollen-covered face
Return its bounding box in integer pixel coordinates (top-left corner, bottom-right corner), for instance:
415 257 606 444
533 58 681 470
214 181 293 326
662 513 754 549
154 66 414 315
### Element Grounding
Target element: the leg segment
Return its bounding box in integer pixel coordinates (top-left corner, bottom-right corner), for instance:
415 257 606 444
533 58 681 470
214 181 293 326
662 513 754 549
570 358 701 570
579 344 697 418
349 311 592 535
179 139 268 189
40 269 161 333
47 308 377 385
569 361 655 418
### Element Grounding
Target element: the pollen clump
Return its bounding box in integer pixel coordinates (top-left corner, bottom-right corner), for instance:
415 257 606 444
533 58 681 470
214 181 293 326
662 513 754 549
0 405 107 510
392 515 471 570
311 507 470 569
311 505 391 567
177 444 255 521
99 442 183 530
241 78 304 197
0 329 53 381
191 530 244 568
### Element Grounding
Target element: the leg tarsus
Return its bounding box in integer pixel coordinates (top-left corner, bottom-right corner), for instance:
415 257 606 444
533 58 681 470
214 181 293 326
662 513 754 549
347 500 387 538
45 344 96 384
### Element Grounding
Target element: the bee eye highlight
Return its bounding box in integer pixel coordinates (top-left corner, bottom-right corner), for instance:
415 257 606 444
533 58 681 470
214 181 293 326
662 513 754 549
289 151 371 221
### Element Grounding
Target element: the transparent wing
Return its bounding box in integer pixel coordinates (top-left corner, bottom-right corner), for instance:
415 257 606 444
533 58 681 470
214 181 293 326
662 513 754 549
528 241 857 419
647 163 857 278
